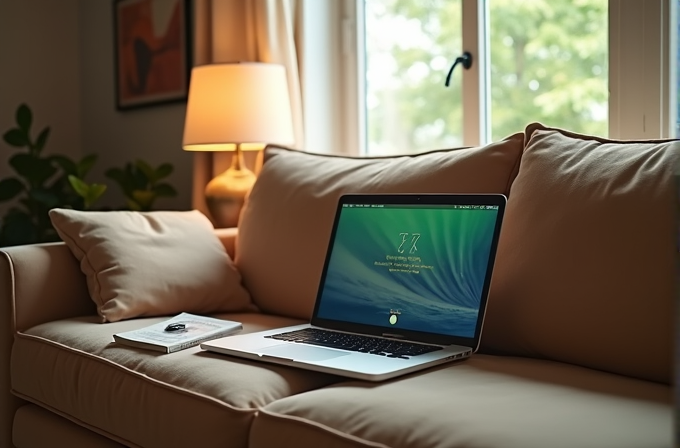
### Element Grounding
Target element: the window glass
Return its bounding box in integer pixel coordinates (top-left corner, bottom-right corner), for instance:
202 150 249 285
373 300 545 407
365 0 463 155
676 0 680 137
488 0 608 141
363 0 608 154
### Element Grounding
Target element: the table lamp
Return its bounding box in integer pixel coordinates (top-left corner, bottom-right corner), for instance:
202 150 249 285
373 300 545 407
182 62 295 228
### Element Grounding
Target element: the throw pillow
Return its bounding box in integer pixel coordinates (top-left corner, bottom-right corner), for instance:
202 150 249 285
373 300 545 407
481 123 679 384
236 134 525 319
49 209 253 323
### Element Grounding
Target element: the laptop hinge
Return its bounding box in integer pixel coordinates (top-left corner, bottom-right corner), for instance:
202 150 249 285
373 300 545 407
382 333 405 339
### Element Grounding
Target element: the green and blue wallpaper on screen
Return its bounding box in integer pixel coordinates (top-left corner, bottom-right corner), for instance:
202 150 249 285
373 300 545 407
316 206 497 338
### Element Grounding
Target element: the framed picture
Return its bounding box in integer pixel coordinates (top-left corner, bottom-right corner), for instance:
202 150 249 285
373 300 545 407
113 0 191 110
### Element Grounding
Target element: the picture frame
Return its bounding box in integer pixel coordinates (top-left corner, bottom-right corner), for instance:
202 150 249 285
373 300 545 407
113 0 192 110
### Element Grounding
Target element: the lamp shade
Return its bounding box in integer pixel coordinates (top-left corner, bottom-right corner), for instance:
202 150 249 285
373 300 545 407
182 62 295 151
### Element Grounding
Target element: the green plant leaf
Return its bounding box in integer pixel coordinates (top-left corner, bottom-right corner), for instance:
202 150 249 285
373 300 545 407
152 183 177 198
0 178 24 201
18 198 32 210
0 210 37 246
126 198 142 211
106 160 177 209
105 167 134 197
51 155 78 175
106 164 146 196
154 163 174 181
104 167 126 183
131 190 155 211
16 104 32 133
77 154 98 178
85 183 107 209
10 153 57 186
47 173 77 195
3 129 27 148
131 165 147 190
68 175 88 197
34 127 50 153
135 159 155 183
68 176 107 209
28 188 61 209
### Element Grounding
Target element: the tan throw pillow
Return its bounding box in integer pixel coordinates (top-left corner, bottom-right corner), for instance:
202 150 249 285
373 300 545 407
236 134 524 319
481 123 679 384
49 209 253 323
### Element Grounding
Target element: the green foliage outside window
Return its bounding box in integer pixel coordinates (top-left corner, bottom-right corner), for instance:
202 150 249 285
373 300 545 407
366 0 608 153
488 0 607 140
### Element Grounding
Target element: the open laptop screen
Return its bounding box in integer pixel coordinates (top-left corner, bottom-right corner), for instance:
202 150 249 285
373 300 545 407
313 195 504 341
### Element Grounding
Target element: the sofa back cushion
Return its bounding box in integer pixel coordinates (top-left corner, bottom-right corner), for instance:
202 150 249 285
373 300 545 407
236 134 524 319
481 123 679 384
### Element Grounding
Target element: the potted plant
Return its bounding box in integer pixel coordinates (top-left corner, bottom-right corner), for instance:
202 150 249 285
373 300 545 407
0 104 178 247
0 104 106 246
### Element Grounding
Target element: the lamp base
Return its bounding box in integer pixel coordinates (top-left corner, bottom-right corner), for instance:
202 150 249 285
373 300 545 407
205 165 257 228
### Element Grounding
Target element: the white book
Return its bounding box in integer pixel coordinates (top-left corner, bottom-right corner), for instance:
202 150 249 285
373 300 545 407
113 312 242 353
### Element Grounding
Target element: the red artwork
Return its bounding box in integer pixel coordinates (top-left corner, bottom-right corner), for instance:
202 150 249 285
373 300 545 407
114 0 190 109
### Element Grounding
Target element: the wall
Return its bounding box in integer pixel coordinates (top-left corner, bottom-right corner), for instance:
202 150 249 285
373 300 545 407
79 1 193 210
0 0 193 214
0 0 82 214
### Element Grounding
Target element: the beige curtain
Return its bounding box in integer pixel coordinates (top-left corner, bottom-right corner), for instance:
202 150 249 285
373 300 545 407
245 0 304 150
191 0 304 217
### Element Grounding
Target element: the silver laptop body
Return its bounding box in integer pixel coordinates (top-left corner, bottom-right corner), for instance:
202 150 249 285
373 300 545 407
202 193 506 381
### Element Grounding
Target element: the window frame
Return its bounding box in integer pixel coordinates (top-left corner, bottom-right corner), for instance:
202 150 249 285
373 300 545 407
304 0 674 156
609 0 673 140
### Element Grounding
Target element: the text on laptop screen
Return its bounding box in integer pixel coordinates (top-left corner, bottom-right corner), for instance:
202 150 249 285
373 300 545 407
316 203 499 338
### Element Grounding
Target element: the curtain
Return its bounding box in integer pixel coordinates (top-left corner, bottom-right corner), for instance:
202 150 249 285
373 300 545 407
245 0 304 150
191 0 304 217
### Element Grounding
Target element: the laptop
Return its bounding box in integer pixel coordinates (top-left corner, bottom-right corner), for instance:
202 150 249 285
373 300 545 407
202 193 506 381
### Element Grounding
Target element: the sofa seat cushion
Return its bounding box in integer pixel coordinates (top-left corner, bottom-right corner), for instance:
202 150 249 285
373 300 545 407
250 355 672 448
11 313 343 448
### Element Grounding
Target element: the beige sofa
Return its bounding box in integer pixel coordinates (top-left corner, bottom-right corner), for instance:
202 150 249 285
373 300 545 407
1 123 677 448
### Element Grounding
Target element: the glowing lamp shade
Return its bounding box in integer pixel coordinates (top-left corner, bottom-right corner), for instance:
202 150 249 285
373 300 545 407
182 63 294 227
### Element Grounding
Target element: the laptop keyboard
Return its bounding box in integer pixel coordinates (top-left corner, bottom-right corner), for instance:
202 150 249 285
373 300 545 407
265 328 443 359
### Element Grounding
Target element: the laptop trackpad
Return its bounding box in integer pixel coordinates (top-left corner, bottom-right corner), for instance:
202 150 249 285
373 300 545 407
260 344 351 362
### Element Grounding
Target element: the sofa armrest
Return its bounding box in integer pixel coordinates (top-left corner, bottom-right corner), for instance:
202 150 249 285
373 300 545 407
214 227 238 260
0 228 238 446
0 242 95 447
1 242 95 332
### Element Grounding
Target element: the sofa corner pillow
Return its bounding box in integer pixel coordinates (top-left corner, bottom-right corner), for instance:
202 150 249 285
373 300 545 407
49 208 253 323
236 133 525 320
481 122 680 384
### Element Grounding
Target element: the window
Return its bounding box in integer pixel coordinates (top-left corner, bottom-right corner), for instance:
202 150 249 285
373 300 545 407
335 0 674 155
364 0 608 155
486 1 608 142
300 1 673 155
674 0 679 137
364 1 464 155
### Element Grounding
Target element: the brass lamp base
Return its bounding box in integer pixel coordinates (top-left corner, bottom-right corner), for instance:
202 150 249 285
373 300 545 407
205 148 257 228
